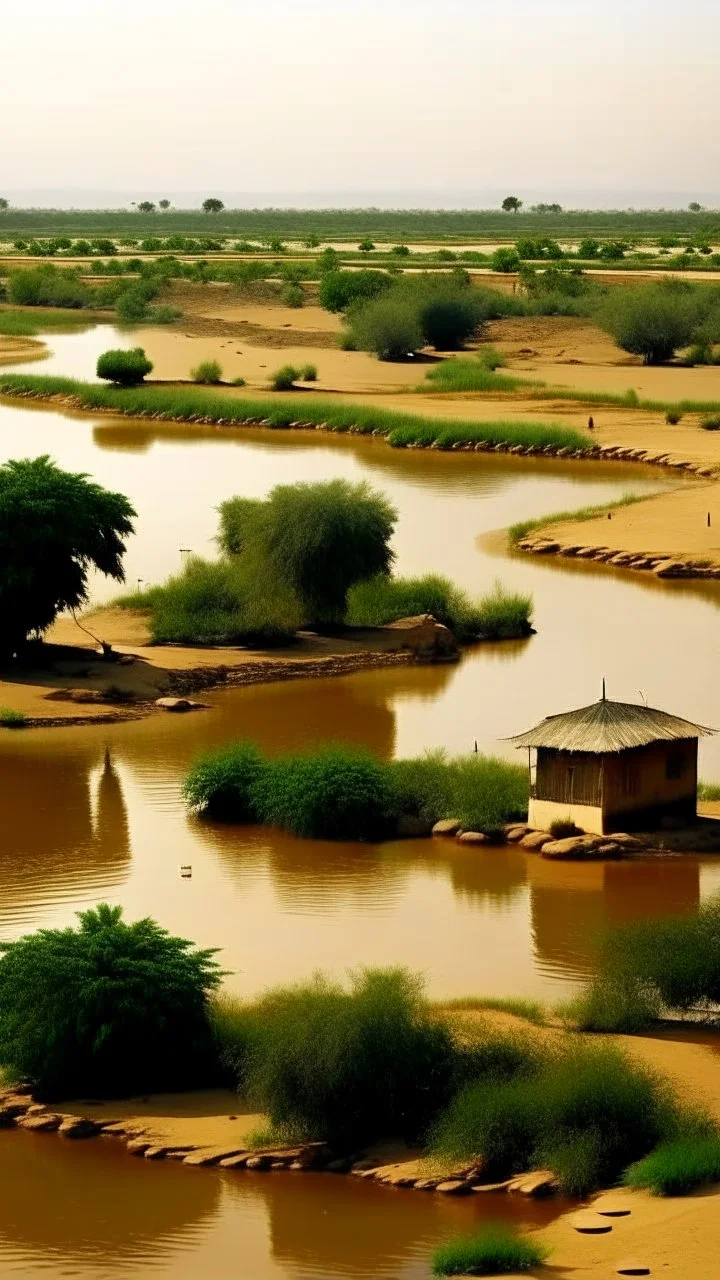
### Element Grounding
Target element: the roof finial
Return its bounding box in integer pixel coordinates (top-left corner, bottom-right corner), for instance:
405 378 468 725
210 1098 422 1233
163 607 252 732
602 677 606 702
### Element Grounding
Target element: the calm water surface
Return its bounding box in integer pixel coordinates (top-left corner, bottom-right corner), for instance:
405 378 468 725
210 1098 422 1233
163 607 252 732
0 1130 565 1279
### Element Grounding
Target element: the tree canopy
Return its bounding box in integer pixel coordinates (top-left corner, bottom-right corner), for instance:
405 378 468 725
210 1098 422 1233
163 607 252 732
0 905 222 1097
218 479 397 622
0 456 135 651
597 282 706 364
202 198 225 214
501 196 523 213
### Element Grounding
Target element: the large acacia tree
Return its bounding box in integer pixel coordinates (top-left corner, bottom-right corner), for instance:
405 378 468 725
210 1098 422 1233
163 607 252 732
0 456 135 652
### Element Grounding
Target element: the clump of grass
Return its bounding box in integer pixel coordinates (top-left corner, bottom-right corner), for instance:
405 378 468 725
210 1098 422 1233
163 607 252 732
271 364 300 390
698 780 720 801
430 1042 683 1196
191 359 223 385
231 375 247 387
282 283 304 308
423 356 535 394
509 492 644 544
218 969 456 1148
438 996 546 1025
665 409 683 424
0 707 26 728
0 372 594 454
432 1226 550 1276
184 741 528 840
299 363 317 381
624 1135 720 1196
701 415 720 431
549 819 579 839
345 573 532 641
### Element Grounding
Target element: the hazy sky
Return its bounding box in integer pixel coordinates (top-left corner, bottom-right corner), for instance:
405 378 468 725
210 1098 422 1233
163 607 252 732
4 0 720 205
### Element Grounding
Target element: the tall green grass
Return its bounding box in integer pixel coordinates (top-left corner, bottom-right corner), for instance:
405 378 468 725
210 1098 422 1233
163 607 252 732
698 780 720 801
0 309 93 336
423 356 537 394
345 574 533 640
184 741 529 839
509 492 645 544
624 1135 720 1195
0 372 592 453
432 1227 550 1276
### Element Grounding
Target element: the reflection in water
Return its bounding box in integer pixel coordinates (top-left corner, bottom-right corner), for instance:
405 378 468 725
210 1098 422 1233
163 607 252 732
0 1130 565 1279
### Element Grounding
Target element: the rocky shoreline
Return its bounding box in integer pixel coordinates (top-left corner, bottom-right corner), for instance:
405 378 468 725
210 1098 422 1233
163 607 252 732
432 817 720 857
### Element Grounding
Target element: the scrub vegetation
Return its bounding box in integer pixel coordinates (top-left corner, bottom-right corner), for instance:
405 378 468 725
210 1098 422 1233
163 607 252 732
345 574 533 640
432 1226 550 1276
509 493 645 544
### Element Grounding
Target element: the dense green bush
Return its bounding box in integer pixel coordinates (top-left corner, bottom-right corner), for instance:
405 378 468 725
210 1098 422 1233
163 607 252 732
569 896 720 1030
318 269 391 312
114 281 159 322
0 456 135 653
624 1135 720 1196
345 573 533 640
430 1042 684 1195
185 741 528 838
97 347 153 385
281 283 304 308
271 364 300 390
8 266 90 309
491 248 521 273
432 1226 549 1276
597 282 702 363
0 905 222 1098
191 359 223 384
120 555 302 645
221 969 455 1147
218 479 396 624
346 292 424 359
253 745 394 840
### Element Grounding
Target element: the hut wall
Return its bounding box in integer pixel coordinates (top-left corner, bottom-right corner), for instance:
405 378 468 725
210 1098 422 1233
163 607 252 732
535 749 603 807
602 738 698 827
529 797 605 835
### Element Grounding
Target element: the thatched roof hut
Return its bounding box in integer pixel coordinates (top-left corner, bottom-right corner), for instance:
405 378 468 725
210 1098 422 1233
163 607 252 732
508 696 714 835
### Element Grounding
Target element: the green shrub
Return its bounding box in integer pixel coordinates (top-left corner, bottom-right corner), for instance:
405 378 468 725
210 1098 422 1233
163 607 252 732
701 415 720 430
253 744 394 840
191 359 223 385
219 479 396 624
345 574 532 641
624 1136 720 1196
271 364 300 390
0 905 222 1099
232 375 247 387
388 750 528 837
430 1042 682 1195
183 742 266 820
683 342 712 366
114 281 159 322
597 283 701 364
96 347 153 386
665 409 683 424
347 292 424 360
491 248 521 273
300 363 317 381
125 555 302 645
318 269 391 313
226 968 455 1147
0 707 26 728
8 266 90 309
549 819 579 839
432 1226 549 1276
282 283 304 308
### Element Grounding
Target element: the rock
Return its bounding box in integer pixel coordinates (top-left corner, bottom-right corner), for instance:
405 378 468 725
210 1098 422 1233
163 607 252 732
384 614 458 661
245 1155 272 1171
605 832 645 849
432 819 463 837
144 1144 196 1160
472 1179 514 1193
350 1158 379 1174
413 1178 440 1190
154 697 196 712
594 1197 632 1217
58 1116 104 1139
435 1180 472 1195
596 842 622 857
457 831 488 845
541 835 606 859
520 831 553 851
18 1113 62 1132
183 1146 249 1166
218 1154 250 1169
572 1211 613 1234
25 1104 48 1115
616 1262 650 1276
654 560 689 578
504 824 532 841
126 1138 152 1156
507 1170 559 1197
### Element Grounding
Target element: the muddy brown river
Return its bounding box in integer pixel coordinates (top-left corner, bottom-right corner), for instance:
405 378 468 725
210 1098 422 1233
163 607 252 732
0 327 719 1274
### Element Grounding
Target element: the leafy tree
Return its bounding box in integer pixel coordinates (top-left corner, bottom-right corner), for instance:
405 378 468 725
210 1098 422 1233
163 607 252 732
158 199 171 210
598 240 626 261
137 201 156 214
532 202 562 214
491 247 521 273
0 456 135 651
0 198 8 211
318 268 391 312
598 282 700 364
97 347 153 385
0 905 222 1098
689 202 702 213
501 196 522 213
202 198 225 214
578 237 600 259
358 238 375 253
317 247 340 274
219 479 396 623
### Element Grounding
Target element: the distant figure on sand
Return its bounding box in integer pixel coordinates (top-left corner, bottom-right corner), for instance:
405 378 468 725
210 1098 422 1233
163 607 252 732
588 415 594 430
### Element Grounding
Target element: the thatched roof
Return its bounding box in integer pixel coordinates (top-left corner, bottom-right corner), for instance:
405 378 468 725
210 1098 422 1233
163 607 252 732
507 698 714 754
